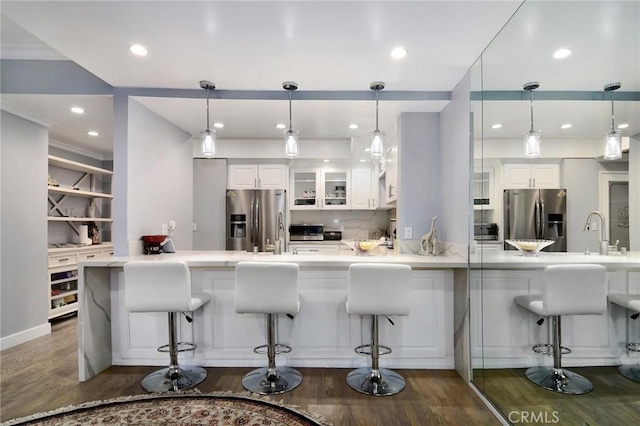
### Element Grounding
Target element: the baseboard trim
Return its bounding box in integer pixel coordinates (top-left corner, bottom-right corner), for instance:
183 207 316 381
0 323 51 351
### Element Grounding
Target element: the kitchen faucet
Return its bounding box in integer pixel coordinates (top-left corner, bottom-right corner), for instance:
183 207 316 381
274 212 284 254
583 211 608 255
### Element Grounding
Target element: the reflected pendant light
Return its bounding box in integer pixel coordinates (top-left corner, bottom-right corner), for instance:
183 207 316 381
370 81 385 159
523 81 541 158
283 81 299 157
200 80 216 157
603 82 622 160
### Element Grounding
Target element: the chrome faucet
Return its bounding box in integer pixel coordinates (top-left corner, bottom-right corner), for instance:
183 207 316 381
274 212 284 254
583 211 608 255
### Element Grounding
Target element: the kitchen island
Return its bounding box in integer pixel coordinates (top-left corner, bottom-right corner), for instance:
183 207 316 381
77 249 639 382
77 249 467 381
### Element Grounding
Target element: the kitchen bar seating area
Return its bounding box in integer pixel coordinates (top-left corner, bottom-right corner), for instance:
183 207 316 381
2 1 640 425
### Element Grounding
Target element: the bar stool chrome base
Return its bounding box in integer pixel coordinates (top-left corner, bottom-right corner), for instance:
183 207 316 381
525 366 593 395
141 365 207 393
242 366 302 395
346 367 405 396
618 365 640 383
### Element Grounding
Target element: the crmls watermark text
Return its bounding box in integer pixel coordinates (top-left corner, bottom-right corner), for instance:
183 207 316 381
508 411 560 424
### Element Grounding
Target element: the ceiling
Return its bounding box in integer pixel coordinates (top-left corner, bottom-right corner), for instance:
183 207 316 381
1 1 638 160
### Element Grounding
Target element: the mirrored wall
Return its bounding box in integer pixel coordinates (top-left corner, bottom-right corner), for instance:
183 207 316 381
471 0 639 423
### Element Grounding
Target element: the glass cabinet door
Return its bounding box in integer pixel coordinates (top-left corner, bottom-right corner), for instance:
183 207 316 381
321 170 349 209
291 169 319 210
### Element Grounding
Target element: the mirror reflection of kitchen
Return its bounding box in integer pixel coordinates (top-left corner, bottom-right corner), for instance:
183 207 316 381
609 181 629 250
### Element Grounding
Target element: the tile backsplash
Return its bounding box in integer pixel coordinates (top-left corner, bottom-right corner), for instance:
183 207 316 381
290 210 391 240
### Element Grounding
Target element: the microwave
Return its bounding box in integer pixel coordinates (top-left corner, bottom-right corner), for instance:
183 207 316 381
289 224 324 241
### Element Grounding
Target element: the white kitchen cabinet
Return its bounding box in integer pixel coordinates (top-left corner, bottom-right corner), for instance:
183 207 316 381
227 164 287 189
48 244 112 319
290 168 350 210
503 163 560 189
321 169 350 209
290 169 320 209
383 144 398 204
473 167 495 210
350 168 378 209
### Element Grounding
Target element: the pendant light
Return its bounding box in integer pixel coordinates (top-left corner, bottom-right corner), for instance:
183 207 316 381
523 81 541 158
200 80 216 157
370 81 385 159
603 82 622 160
283 81 299 157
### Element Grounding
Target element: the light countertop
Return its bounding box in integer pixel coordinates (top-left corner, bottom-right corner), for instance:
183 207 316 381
78 248 639 270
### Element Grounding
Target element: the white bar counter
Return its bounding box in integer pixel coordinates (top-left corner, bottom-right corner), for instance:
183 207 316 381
77 249 467 381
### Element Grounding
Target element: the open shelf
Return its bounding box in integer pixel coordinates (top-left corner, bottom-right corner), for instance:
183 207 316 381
48 216 113 222
48 186 113 199
48 155 113 175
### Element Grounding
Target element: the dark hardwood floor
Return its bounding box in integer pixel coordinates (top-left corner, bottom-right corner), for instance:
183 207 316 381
0 317 499 425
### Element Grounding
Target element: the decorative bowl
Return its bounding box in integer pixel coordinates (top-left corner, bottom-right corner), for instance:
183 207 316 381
141 235 167 245
505 239 555 256
341 239 383 256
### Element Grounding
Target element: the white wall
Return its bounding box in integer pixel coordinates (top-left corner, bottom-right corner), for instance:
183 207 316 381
396 112 440 242
122 99 194 253
440 72 471 245
1 111 50 348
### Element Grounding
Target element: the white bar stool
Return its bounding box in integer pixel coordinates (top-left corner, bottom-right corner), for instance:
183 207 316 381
514 264 607 394
608 294 640 383
123 260 211 392
235 261 302 394
346 263 412 396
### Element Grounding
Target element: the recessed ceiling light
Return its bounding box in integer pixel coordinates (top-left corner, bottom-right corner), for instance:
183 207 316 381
323 159 330 163
275 123 286 129
617 123 629 129
491 123 502 129
553 48 571 59
363 147 371 152
391 46 407 59
213 122 224 128
349 123 359 129
70 107 84 114
560 123 572 129
128 44 148 56
87 131 99 137
359 159 367 163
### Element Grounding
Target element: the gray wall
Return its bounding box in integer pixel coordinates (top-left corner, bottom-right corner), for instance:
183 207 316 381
397 112 440 240
440 72 471 244
1 111 49 346
193 158 227 250
122 99 194 252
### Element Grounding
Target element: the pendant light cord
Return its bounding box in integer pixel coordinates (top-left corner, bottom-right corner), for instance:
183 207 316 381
375 89 380 131
289 90 293 131
610 90 615 131
205 86 211 131
529 89 534 132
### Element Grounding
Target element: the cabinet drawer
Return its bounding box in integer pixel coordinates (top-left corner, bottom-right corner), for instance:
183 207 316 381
78 250 103 261
48 253 77 267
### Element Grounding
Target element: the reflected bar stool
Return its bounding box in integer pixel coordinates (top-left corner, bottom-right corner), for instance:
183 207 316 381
514 264 606 395
346 263 412 396
235 261 302 394
124 260 211 392
608 294 640 382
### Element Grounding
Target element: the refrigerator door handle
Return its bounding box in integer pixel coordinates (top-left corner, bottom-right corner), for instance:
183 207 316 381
534 200 541 239
249 199 255 245
540 199 546 239
255 196 260 247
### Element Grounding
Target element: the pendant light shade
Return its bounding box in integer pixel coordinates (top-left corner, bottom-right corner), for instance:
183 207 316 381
283 81 299 158
370 81 385 159
523 81 541 158
200 80 216 157
603 82 622 160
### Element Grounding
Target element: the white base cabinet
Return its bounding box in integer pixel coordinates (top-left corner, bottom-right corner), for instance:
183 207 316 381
111 269 454 369
470 269 639 369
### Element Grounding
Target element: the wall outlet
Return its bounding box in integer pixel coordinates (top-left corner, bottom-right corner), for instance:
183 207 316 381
404 227 413 239
192 222 197 231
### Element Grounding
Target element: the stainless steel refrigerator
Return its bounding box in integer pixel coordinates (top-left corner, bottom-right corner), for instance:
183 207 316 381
503 188 567 252
226 189 287 252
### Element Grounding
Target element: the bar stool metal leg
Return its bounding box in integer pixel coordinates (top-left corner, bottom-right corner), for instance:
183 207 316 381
140 312 208 392
525 315 593 394
241 314 302 395
346 315 406 396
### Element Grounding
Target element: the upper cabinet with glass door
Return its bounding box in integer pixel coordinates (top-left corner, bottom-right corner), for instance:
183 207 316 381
290 168 350 210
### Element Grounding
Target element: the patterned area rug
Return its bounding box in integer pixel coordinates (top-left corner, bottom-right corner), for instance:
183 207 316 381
2 391 332 425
